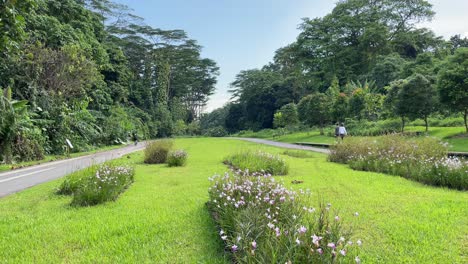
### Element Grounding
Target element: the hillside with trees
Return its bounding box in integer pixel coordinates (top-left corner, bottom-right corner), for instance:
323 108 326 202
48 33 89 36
0 0 218 163
201 0 468 136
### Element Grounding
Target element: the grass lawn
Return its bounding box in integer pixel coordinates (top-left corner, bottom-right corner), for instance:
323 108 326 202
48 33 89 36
237 126 468 152
0 138 466 263
0 144 130 173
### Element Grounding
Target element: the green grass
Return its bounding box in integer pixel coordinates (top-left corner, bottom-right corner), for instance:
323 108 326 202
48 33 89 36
0 144 129 173
0 138 466 263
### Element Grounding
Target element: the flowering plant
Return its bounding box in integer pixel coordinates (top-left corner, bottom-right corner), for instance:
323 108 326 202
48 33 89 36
329 135 467 190
167 149 188 167
208 170 361 263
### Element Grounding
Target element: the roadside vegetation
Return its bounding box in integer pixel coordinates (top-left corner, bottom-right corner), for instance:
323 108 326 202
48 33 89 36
329 135 467 190
207 170 360 263
57 163 135 206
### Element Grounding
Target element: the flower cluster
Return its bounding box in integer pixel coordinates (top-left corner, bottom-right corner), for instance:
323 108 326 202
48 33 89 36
71 163 135 206
329 135 467 190
208 170 361 263
167 149 188 167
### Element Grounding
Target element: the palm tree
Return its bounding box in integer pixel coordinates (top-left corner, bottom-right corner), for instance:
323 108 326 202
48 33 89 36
0 87 28 163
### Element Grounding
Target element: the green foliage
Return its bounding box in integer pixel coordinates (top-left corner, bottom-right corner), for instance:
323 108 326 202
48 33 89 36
57 165 99 195
273 103 299 128
224 150 289 175
71 164 135 206
438 48 468 132
203 126 228 137
208 171 359 263
329 135 466 190
297 93 331 134
57 163 135 206
172 120 188 136
0 0 219 162
144 140 174 164
345 119 401 136
167 150 188 167
0 87 36 163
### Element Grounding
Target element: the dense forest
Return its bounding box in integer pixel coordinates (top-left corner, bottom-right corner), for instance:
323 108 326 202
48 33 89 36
0 0 218 163
201 0 468 136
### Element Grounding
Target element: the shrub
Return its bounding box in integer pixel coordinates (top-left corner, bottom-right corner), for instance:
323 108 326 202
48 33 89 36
71 164 135 206
224 150 289 175
328 135 467 190
283 150 315 159
207 171 361 263
203 126 228 137
144 140 173 164
167 150 188 167
56 165 98 195
57 163 135 206
345 119 401 136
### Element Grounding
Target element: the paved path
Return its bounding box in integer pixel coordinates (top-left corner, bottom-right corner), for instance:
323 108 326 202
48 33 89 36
0 143 145 198
231 138 330 154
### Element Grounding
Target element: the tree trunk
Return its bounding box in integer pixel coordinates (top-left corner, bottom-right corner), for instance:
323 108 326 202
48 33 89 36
424 115 428 132
401 116 405 133
464 109 467 133
319 122 324 135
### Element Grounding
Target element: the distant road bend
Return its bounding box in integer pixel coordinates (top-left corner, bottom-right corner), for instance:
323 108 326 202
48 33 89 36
0 143 145 198
231 138 330 154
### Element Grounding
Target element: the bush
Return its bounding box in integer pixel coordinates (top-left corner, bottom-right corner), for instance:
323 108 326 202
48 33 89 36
71 164 135 206
57 163 135 206
56 165 98 195
167 150 188 167
345 119 401 136
144 140 173 164
224 150 289 175
207 171 361 263
328 135 467 190
203 126 228 137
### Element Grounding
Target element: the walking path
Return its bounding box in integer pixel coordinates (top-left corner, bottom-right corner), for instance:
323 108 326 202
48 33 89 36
0 143 145 198
231 137 330 154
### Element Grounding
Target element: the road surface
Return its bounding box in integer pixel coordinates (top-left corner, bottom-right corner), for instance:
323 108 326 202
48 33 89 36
231 138 330 154
0 143 145 198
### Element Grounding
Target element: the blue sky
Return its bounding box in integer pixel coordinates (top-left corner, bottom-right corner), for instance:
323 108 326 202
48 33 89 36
116 0 468 111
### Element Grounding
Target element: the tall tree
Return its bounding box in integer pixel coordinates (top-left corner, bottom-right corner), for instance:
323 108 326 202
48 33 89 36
438 48 468 132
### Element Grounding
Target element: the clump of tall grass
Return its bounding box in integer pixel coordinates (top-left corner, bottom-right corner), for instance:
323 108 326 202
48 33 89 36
167 149 188 167
144 140 173 164
329 135 467 190
207 170 362 263
57 163 135 206
224 150 289 175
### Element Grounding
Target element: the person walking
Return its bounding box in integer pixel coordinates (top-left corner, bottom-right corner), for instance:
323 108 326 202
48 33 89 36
338 123 347 140
334 123 340 139
132 131 139 146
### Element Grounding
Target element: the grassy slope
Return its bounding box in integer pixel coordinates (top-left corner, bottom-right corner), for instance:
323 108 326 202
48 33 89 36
0 144 129 173
238 126 468 152
0 138 466 263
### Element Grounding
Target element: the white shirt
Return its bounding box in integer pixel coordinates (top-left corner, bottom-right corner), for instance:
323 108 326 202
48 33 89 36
339 126 347 135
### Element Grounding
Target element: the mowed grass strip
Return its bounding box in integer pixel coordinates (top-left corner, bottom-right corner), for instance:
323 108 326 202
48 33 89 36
0 138 466 263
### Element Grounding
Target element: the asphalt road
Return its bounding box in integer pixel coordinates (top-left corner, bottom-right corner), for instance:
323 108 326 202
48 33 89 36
0 143 145 198
231 137 330 154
